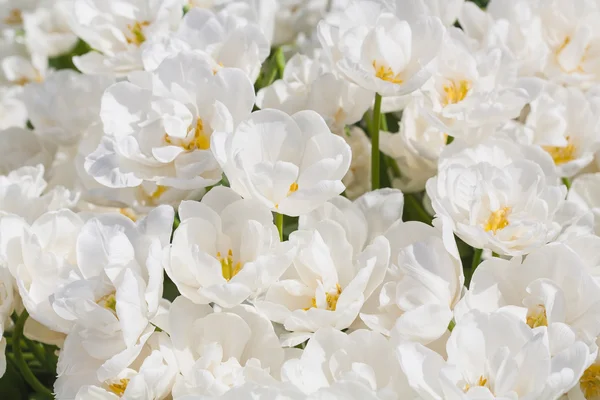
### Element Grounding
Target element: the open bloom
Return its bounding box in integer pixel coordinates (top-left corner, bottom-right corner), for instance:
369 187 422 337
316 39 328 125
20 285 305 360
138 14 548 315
361 219 463 344
168 297 284 398
86 51 255 190
397 310 592 400
22 70 114 146
522 84 600 178
318 0 444 96
211 109 351 216
165 186 295 308
23 1 78 58
64 331 177 400
0 127 55 175
426 137 575 256
0 164 78 222
456 242 600 360
281 327 416 398
68 0 183 76
255 217 389 346
256 53 373 132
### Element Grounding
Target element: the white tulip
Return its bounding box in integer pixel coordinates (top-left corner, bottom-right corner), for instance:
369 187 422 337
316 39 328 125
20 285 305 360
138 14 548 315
166 186 295 308
0 127 56 175
569 173 600 236
69 0 184 76
86 51 255 190
318 0 444 96
426 137 576 256
168 297 284 397
212 109 351 216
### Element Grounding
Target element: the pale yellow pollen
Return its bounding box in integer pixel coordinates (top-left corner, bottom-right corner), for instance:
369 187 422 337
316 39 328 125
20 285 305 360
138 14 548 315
580 364 600 399
526 305 548 328
97 292 117 315
108 378 130 397
217 249 243 281
372 61 403 84
288 182 299 196
119 208 138 222
150 185 168 200
4 9 22 25
484 207 511 234
555 36 587 74
164 119 210 151
14 72 43 86
305 283 342 311
442 80 471 106
543 136 576 165
464 376 489 393
126 21 150 46
212 62 224 75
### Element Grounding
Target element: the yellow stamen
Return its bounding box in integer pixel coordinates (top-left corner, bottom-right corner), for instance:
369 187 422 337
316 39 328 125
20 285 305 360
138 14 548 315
288 182 299 196
526 305 548 328
484 207 511 234
372 61 403 84
108 378 130 397
97 292 117 315
305 283 342 311
217 249 243 281
543 136 576 165
119 208 138 222
150 185 167 201
464 376 489 392
164 118 210 151
580 364 600 399
4 9 22 25
126 21 150 46
443 80 471 106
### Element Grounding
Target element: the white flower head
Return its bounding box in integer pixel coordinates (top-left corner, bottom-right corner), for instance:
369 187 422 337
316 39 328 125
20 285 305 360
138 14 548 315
0 164 78 223
69 0 184 76
256 53 373 132
23 1 79 58
0 87 27 130
319 0 445 96
426 137 573 256
86 50 255 190
397 310 592 400
211 109 351 217
168 297 284 398
166 186 296 308
22 70 115 146
361 219 463 344
255 217 390 346
569 173 600 236
523 84 600 178
0 127 56 176
281 327 416 398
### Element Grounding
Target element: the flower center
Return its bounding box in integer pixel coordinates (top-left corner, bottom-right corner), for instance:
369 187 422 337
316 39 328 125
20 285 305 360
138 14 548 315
126 21 150 46
164 119 210 151
542 136 576 165
555 36 587 74
372 61 403 84
218 249 243 281
464 376 489 393
443 80 471 106
4 9 22 25
526 305 548 328
107 378 130 397
484 207 511 234
119 208 138 221
305 283 342 311
580 364 600 399
97 292 117 315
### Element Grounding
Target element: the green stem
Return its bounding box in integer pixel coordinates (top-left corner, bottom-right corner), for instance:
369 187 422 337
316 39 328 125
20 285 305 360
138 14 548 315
275 213 284 241
13 311 53 398
465 248 483 287
274 47 286 79
562 177 571 190
404 194 432 225
371 93 383 190
26 340 49 371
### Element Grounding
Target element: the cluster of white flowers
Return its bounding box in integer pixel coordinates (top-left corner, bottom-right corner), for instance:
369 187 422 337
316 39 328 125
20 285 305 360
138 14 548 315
1 0 600 399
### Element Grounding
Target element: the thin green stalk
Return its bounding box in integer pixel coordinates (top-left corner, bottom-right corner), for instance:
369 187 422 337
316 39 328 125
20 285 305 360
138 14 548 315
13 311 53 398
275 213 284 241
274 47 286 79
26 340 50 372
562 177 571 190
371 93 383 190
